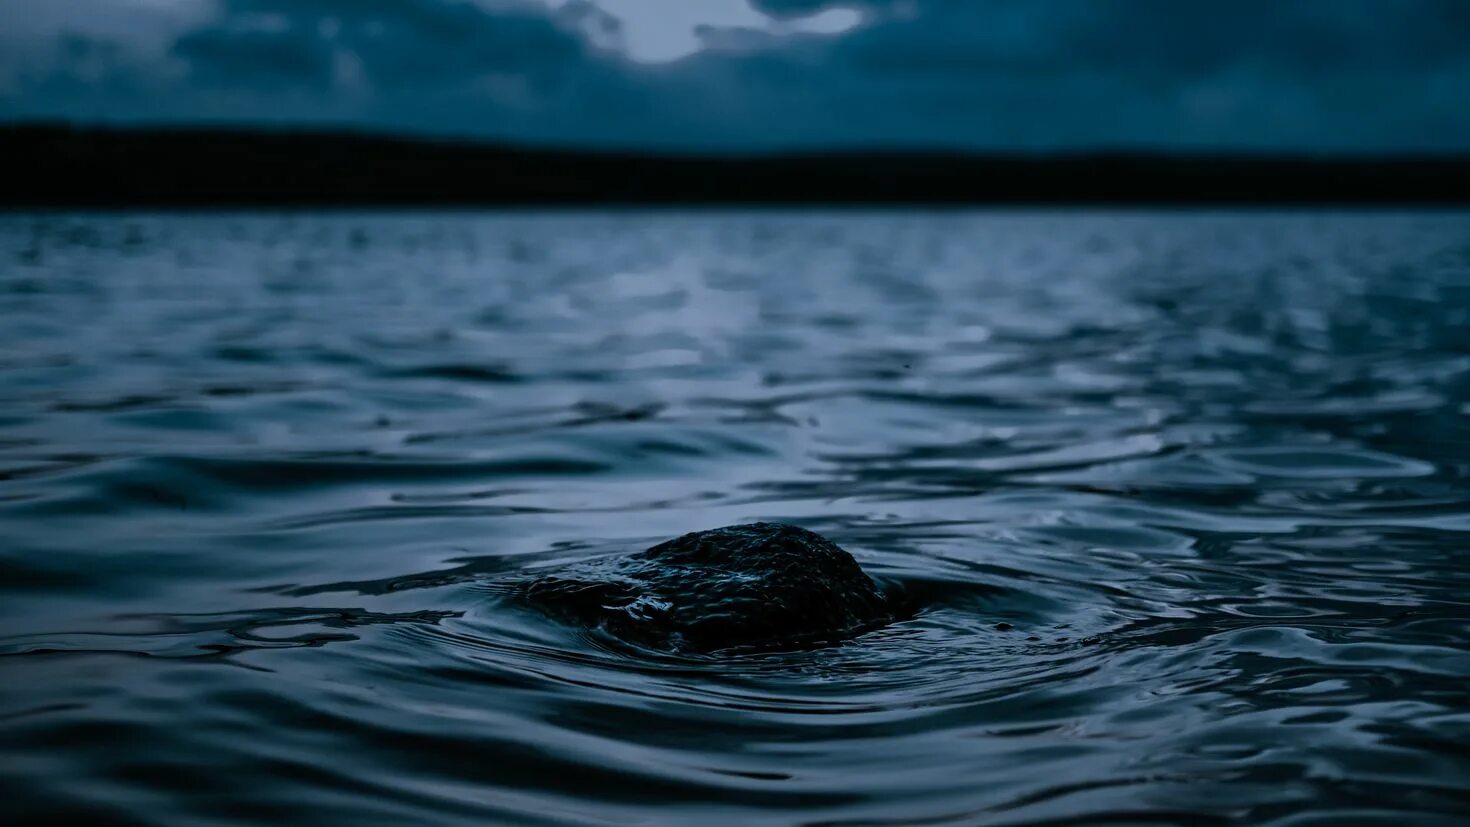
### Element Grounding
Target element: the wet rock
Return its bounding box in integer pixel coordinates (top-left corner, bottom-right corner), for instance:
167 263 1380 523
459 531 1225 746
523 522 900 653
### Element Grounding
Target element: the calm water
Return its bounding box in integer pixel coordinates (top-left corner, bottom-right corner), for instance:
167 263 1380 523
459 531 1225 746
2 211 1469 826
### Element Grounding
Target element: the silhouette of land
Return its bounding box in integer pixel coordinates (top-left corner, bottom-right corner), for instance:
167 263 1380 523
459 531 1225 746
4 123 1469 207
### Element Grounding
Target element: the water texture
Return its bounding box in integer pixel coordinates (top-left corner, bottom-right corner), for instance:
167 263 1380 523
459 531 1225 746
1 210 1468 826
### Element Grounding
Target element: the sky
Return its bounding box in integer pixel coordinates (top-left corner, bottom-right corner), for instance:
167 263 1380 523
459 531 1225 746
1 0 1467 154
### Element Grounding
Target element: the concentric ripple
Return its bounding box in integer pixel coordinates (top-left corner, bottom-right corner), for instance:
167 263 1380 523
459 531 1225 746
2 211 1469 825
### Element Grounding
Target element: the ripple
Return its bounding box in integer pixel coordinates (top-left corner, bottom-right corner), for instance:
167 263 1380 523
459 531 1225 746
382 363 521 383
3 211 1470 825
1207 446 1437 480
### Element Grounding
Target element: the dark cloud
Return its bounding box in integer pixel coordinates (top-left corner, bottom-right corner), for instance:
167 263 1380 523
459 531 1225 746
725 0 1470 151
1 0 1467 152
173 24 338 90
172 0 592 90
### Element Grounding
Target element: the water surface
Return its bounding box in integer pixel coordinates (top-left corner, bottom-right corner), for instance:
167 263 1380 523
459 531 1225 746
2 210 1469 825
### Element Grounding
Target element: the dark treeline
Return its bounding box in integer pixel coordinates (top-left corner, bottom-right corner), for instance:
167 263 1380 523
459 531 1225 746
4 123 1469 207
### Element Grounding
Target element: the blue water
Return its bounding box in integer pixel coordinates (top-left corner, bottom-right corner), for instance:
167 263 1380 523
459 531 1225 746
1 210 1468 826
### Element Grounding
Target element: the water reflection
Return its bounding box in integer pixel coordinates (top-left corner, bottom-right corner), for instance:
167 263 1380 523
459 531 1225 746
1 211 1468 825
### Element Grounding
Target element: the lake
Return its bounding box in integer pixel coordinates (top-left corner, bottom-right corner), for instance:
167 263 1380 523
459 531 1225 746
2 210 1468 825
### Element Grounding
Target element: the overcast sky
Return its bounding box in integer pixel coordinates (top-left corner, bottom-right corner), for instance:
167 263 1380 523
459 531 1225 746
2 0 1467 153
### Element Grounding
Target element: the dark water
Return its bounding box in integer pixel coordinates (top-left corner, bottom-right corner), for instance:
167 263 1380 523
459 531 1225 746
2 211 1469 826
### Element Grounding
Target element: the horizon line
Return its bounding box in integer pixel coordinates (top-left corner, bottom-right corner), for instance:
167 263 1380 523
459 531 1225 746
8 120 1470 163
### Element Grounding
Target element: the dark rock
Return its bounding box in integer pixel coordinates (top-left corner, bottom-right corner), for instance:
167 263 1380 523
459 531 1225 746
523 522 900 653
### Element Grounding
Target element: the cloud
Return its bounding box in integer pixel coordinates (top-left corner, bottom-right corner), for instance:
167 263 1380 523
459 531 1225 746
173 0 591 92
172 18 338 91
1 0 1467 152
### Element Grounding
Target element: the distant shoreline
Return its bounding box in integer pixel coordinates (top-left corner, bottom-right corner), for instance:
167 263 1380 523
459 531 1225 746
4 123 1469 208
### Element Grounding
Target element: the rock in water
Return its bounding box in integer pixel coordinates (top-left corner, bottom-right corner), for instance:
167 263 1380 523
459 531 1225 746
523 523 898 653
